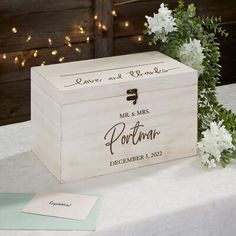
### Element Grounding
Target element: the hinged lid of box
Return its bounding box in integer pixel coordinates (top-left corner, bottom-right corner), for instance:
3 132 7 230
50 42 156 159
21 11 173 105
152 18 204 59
31 51 198 105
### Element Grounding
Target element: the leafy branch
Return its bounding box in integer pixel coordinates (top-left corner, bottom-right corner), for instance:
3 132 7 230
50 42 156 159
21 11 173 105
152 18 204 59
144 0 236 167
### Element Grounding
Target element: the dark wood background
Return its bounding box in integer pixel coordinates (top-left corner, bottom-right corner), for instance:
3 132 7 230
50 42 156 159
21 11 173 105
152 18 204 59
0 0 235 126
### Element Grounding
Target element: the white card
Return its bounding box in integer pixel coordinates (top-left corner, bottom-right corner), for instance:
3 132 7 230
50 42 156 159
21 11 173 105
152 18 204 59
22 192 98 221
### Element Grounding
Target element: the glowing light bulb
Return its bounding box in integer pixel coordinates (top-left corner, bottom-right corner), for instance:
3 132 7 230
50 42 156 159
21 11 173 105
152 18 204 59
98 22 102 29
26 35 32 42
51 50 58 55
94 15 98 20
2 54 7 60
102 25 107 31
86 36 90 43
48 38 52 45
144 22 148 27
41 61 46 66
65 36 71 42
138 35 142 41
78 26 85 33
124 21 129 27
14 56 19 63
111 10 117 16
12 27 17 33
21 60 26 67
59 57 64 62
33 50 38 57
75 47 81 53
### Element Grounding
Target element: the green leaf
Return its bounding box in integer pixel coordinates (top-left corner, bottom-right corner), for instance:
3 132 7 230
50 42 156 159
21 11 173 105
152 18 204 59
144 0 236 168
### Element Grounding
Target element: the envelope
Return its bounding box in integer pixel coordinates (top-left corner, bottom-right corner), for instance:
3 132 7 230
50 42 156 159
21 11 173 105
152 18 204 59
0 193 100 230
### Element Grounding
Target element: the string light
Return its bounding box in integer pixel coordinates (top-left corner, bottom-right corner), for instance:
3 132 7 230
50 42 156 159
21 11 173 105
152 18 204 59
59 57 64 62
138 35 142 42
21 59 26 67
65 36 72 47
65 36 71 42
124 21 129 27
51 50 58 55
12 27 17 33
75 47 81 53
102 25 107 31
26 35 32 42
78 26 85 34
2 17 138 67
14 56 19 64
98 22 102 29
111 10 117 16
48 38 52 45
33 50 38 57
144 22 148 27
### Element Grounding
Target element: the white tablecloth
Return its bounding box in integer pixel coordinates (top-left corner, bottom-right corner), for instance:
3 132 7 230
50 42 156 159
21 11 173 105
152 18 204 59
0 84 236 236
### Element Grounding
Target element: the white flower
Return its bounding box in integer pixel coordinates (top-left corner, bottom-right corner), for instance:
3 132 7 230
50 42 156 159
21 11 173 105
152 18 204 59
145 3 177 42
198 121 235 168
178 38 205 74
200 152 217 168
208 158 217 168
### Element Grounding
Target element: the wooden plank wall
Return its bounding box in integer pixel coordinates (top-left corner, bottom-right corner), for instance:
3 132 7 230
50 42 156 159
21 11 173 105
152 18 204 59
0 0 94 125
0 0 235 125
112 0 236 85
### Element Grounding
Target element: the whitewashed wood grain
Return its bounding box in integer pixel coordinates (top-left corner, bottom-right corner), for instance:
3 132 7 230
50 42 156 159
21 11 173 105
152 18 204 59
31 105 61 180
31 51 197 105
60 85 197 182
31 51 198 183
31 82 61 129
33 51 195 88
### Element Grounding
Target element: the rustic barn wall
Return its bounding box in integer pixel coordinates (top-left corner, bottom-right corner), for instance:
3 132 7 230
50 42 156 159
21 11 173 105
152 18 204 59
0 0 235 125
0 0 94 125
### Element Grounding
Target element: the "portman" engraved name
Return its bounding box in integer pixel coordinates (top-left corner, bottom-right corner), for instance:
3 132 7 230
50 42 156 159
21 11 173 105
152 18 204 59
104 121 160 155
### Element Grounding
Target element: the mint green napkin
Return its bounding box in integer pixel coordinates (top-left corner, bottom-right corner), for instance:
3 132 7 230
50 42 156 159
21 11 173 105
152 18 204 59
0 193 100 230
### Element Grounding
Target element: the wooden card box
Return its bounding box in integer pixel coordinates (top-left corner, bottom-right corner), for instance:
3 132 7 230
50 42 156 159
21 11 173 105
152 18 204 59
31 51 198 183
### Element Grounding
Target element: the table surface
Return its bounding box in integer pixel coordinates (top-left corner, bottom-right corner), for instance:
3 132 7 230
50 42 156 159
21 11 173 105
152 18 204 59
0 84 236 236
